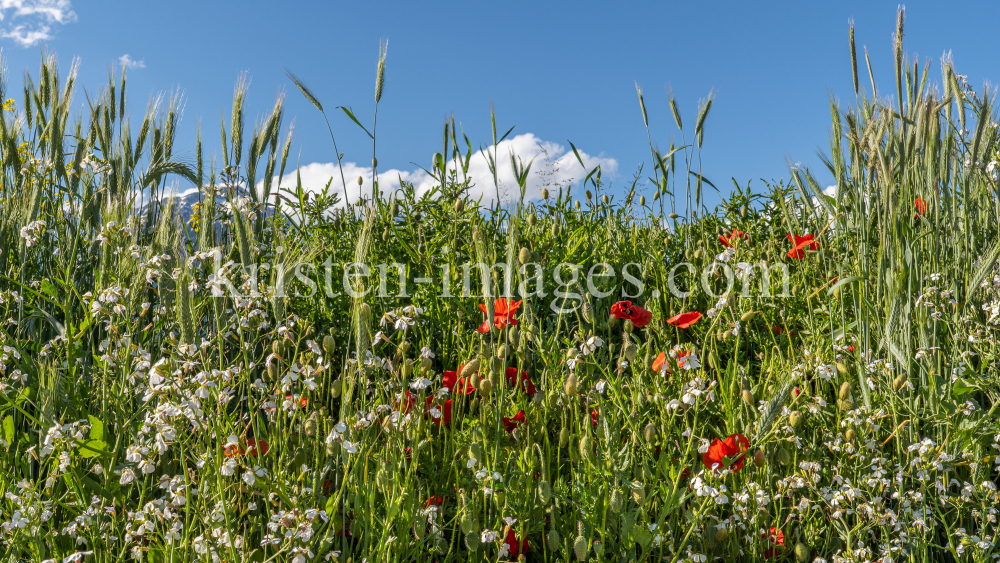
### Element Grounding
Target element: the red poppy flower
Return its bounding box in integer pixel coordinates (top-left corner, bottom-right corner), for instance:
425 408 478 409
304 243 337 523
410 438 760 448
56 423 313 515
426 398 453 426
610 301 653 328
667 311 702 329
397 391 417 414
914 197 928 217
504 529 528 558
477 298 522 333
502 410 526 433
652 352 667 373
323 480 335 495
442 367 477 396
719 228 748 248
590 408 599 427
424 496 444 508
786 234 820 259
504 367 536 395
762 527 785 558
245 438 269 456
285 395 308 408
702 433 750 472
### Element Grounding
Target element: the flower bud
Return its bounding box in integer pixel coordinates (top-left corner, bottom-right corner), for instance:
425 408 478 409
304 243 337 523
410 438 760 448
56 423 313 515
454 199 465 213
741 389 755 405
478 378 493 397
579 435 593 461
323 335 336 355
542 188 550 200
372 157 378 168
639 195 646 205
740 310 757 322
527 214 537 226
602 194 609 204
794 543 810 562
643 422 656 443
538 480 551 504
357 175 364 186
893 374 907 392
838 381 851 400
788 410 802 429
580 303 594 324
508 325 520 347
419 357 432 373
465 531 481 551
753 449 766 467
624 342 638 362
265 362 278 382
330 378 342 399
623 319 634 334
559 427 570 448
547 528 562 552
715 528 730 542
564 374 579 396
461 359 481 379
845 428 856 442
518 247 531 265
585 190 593 201
550 223 559 237
837 398 855 411
272 340 284 357
303 411 318 436
573 527 588 561
609 489 623 513
836 362 848 375
496 344 509 359
776 447 791 465
669 212 679 218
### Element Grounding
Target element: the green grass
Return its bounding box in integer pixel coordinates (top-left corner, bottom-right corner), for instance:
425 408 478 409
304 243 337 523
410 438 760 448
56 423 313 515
0 10 999 562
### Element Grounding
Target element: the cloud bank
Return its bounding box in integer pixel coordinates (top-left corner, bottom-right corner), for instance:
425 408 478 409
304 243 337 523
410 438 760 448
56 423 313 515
0 0 76 46
269 133 617 206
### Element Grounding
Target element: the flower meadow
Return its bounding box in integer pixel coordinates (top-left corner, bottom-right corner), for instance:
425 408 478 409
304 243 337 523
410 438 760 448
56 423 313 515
4 13 1000 563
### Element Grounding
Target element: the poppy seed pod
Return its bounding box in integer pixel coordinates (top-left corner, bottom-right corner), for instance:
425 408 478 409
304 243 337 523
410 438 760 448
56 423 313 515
838 381 851 400
564 374 579 396
323 335 336 355
547 528 562 552
518 247 530 264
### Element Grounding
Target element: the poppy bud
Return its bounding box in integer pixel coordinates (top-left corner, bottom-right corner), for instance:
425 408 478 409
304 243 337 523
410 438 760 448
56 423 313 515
741 389 755 405
401 359 414 379
794 543 810 562
550 223 559 237
265 361 278 382
508 326 520 346
372 157 378 168
461 359 481 378
892 374 907 392
776 447 791 466
844 428 856 442
470 373 481 390
740 310 757 322
298 411 316 436
538 480 551 504
454 199 465 213
478 378 493 396
643 422 656 443
578 303 593 324
419 357 432 373
579 435 593 461
292 446 306 468
639 195 646 205
654 191 661 201
491 357 505 375
585 190 593 201
330 378 342 399
753 449 765 467
609 489 624 513
547 528 562 552
623 319 634 334
564 374 579 396
272 340 284 357
390 201 399 216
838 381 851 400
496 344 509 359
559 427 570 448
602 194 609 204
464 531 481 551
715 527 730 542
381 227 389 241
788 410 802 429
836 362 848 375
669 212 679 218
837 398 855 411
623 342 638 362
573 526 588 561
323 335 336 355
631 484 646 505
542 188 550 200
518 247 531 264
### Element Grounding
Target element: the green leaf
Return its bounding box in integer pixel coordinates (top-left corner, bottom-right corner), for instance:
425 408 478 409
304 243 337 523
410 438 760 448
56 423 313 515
337 106 373 139
827 276 864 297
2 416 13 444
77 439 109 459
953 379 978 397
88 415 104 441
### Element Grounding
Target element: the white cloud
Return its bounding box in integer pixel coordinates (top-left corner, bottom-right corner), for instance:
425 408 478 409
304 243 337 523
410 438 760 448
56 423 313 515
119 54 145 69
0 0 75 46
823 185 836 197
267 133 617 207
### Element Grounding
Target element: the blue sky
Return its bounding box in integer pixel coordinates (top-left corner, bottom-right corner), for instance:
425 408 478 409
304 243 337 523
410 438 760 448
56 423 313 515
2 1 999 207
